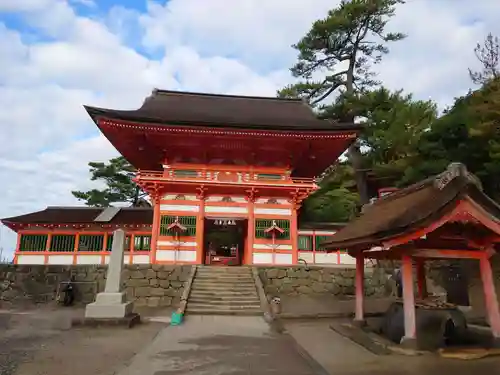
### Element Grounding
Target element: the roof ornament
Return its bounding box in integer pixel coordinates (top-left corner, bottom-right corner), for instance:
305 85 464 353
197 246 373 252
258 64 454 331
434 163 483 191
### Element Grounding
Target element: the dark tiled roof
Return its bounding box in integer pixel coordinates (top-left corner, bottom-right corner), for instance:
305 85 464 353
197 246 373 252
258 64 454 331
298 222 346 231
85 89 361 131
1 206 153 229
321 163 500 253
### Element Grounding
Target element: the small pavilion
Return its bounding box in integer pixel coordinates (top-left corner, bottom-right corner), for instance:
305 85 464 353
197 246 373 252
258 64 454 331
322 163 500 347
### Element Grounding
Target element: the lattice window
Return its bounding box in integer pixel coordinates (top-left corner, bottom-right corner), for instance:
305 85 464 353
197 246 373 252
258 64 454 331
315 235 333 252
159 216 197 236
298 235 313 251
50 235 76 252
255 219 290 240
134 235 151 251
106 234 131 251
19 234 48 251
173 170 198 178
256 173 282 180
78 235 104 251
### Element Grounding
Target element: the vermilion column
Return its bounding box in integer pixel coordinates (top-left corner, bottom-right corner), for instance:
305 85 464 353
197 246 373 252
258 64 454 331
245 198 255 265
479 253 500 340
195 197 205 265
150 197 161 264
290 205 299 264
401 255 417 345
354 252 365 325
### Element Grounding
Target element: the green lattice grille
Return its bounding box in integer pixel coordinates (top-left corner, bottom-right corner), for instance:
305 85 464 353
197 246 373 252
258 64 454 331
134 235 151 251
78 235 104 251
298 235 313 250
19 234 48 251
50 235 76 252
255 219 290 240
256 173 282 180
106 234 131 251
315 235 332 252
160 216 197 236
173 169 198 178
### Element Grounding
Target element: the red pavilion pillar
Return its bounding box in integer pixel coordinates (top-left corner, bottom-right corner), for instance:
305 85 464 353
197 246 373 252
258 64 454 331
150 195 161 264
354 252 365 326
401 255 417 346
479 252 500 342
290 204 299 265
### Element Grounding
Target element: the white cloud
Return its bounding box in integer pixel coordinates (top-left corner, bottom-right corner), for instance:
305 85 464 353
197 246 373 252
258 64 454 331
1 0 500 259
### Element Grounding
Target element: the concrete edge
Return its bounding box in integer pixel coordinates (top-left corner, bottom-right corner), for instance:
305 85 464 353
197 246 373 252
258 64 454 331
251 267 272 317
284 332 331 375
176 265 197 316
279 311 384 320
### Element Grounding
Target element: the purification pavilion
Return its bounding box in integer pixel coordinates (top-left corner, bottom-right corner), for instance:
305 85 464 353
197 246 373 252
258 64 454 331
323 163 500 347
2 89 361 266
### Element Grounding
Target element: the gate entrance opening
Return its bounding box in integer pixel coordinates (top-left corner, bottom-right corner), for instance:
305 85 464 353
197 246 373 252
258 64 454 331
203 218 247 266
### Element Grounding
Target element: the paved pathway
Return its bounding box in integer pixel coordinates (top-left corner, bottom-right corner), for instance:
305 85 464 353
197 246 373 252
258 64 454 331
285 319 500 375
116 315 320 375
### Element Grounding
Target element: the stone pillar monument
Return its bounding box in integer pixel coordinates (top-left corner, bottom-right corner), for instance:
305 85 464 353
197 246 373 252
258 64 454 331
85 229 133 319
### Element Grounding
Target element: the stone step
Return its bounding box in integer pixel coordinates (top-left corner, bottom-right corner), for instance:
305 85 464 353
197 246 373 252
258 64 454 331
193 278 255 286
189 290 259 298
194 274 254 280
186 308 262 316
188 297 261 305
188 293 260 301
192 282 256 288
192 279 256 286
190 284 257 292
187 302 261 310
196 269 253 275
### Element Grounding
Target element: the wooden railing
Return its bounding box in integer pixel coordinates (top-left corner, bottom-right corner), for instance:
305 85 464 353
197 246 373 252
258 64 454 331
136 169 317 186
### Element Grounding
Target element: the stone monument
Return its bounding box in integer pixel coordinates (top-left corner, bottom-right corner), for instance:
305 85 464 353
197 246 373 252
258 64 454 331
85 229 134 320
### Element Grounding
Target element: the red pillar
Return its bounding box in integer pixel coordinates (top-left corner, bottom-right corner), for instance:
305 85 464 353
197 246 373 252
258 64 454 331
150 197 161 264
416 259 427 300
290 205 299 265
479 253 500 340
354 252 365 325
401 255 417 345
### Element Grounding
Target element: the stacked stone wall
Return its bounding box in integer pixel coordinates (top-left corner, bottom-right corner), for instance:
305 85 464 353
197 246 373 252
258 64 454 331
0 264 191 308
258 266 388 297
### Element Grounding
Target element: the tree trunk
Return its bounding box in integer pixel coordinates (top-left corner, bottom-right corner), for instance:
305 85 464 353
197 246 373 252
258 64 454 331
346 60 370 205
348 144 369 204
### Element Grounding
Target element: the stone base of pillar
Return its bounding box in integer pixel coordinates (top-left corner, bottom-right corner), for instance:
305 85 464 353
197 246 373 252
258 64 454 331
491 337 500 348
400 336 418 350
85 292 133 319
352 319 367 328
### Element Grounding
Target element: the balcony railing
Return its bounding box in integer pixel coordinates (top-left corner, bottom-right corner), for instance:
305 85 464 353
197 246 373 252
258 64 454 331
136 169 317 187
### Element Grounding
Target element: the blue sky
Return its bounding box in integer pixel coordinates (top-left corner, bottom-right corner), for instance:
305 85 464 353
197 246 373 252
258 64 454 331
0 0 499 258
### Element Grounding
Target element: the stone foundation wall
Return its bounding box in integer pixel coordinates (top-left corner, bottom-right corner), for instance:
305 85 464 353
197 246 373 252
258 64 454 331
0 264 192 309
258 266 388 297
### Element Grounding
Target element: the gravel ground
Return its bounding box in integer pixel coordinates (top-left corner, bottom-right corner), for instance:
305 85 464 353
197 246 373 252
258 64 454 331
0 307 163 375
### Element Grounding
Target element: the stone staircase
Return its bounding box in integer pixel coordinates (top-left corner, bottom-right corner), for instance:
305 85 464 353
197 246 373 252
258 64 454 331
186 266 262 316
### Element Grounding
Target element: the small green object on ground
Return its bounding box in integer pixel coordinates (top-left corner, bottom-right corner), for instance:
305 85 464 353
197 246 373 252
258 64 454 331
170 312 183 326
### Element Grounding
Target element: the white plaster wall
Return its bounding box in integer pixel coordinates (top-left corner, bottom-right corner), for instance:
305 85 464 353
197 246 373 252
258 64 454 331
298 252 314 263
274 253 293 265
157 241 197 247
47 255 74 265
205 206 247 214
252 252 273 264
253 244 292 250
132 255 150 264
315 253 338 264
160 204 199 212
17 255 45 265
76 255 101 265
254 208 291 216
